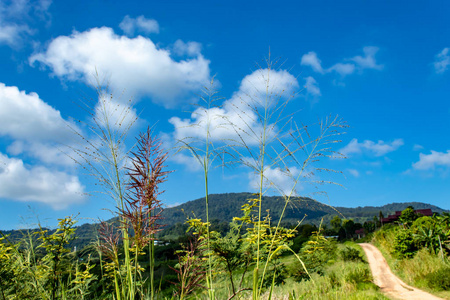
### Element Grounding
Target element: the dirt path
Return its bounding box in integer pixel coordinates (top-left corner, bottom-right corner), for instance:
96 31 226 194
359 243 442 300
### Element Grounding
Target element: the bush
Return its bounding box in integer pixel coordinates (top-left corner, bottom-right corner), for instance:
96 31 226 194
424 266 450 291
262 262 288 288
340 246 364 262
293 233 337 281
393 229 417 258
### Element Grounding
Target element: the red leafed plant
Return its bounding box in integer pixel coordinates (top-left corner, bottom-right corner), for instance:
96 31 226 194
98 127 171 299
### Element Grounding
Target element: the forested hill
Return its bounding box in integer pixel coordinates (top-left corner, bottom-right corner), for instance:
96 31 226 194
2 192 447 250
161 192 335 225
161 192 448 226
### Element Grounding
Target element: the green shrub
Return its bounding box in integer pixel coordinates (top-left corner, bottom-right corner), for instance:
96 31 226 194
424 266 450 291
392 229 417 258
340 246 363 262
344 263 372 285
262 262 288 288
293 233 337 281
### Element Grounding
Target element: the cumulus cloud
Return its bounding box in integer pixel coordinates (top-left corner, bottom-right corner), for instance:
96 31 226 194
0 83 79 166
412 150 450 170
173 39 202 57
249 166 303 196
0 83 75 142
169 68 299 146
0 152 85 209
0 0 51 47
29 27 211 108
340 138 404 157
119 15 159 36
434 48 450 74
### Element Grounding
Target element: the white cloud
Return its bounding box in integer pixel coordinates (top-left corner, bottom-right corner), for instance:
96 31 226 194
301 51 324 74
29 27 211 108
0 83 80 166
119 15 159 36
302 46 382 77
304 76 321 96
328 63 355 76
348 169 360 177
0 23 31 46
412 150 450 170
0 83 75 142
340 138 404 157
350 46 383 70
95 92 138 130
249 166 303 196
7 140 74 166
413 144 424 151
434 48 450 74
173 39 202 57
0 0 51 47
169 68 299 147
0 152 85 209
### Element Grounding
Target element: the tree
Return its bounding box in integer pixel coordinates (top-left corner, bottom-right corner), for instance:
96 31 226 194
379 211 384 226
399 206 419 226
363 221 376 233
330 216 342 233
342 219 355 239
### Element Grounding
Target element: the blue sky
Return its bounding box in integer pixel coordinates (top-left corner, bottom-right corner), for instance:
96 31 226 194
1 0 450 230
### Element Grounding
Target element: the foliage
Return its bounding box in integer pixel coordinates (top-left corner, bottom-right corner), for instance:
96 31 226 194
294 230 337 280
424 266 450 291
95 127 171 300
363 221 376 234
373 219 450 298
340 246 364 262
0 216 101 300
392 229 417 259
399 206 419 226
330 216 342 232
171 235 207 299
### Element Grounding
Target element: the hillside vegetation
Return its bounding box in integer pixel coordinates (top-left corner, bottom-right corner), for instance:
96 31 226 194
372 207 450 299
2 193 447 250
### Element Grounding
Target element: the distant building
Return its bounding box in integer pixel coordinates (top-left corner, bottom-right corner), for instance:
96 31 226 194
381 208 433 224
355 228 365 239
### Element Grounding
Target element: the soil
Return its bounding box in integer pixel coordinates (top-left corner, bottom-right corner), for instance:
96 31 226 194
360 243 443 300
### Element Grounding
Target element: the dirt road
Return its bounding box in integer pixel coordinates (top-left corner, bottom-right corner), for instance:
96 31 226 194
359 243 442 300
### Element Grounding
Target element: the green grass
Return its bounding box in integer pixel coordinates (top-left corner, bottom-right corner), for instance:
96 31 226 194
373 228 450 300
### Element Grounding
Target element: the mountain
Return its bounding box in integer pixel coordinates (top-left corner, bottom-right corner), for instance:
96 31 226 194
2 192 447 249
160 192 448 226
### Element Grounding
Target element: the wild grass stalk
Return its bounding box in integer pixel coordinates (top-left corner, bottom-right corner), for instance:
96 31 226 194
125 127 171 299
69 80 138 299
174 54 345 299
221 55 345 299
175 77 224 299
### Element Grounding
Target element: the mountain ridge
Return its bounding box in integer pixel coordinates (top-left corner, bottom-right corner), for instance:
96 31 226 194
2 192 447 249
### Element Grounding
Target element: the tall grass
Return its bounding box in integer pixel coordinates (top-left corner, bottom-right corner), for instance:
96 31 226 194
0 58 349 299
70 82 137 299
175 77 225 299
71 82 171 299
224 56 345 300
175 55 346 299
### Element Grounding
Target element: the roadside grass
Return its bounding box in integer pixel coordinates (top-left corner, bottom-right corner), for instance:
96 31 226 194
373 228 450 299
174 241 387 300
262 259 388 299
